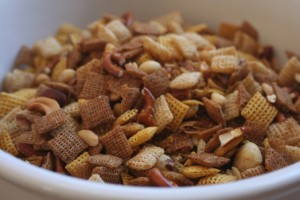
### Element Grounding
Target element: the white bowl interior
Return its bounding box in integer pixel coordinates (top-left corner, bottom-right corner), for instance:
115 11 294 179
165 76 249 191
1 0 300 199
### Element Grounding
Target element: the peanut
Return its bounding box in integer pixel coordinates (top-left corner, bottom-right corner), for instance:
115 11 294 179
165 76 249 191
77 130 99 147
139 60 162 74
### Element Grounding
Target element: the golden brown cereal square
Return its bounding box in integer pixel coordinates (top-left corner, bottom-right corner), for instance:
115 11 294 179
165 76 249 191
80 96 115 129
88 154 123 168
100 125 132 159
92 166 123 184
120 85 141 114
0 130 19 156
48 128 88 164
79 72 108 99
143 69 170 98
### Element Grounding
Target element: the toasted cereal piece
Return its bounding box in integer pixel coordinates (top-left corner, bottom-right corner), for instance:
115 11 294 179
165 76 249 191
184 153 230 168
63 102 80 117
198 173 237 185
241 92 278 126
161 171 194 186
92 166 123 184
183 32 211 50
248 61 277 82
219 23 240 40
76 59 102 96
100 125 132 159
166 134 193 154
295 97 300 113
33 109 67 135
41 152 54 170
169 35 199 59
158 35 183 60
238 84 251 110
215 128 244 156
80 96 115 129
267 118 300 140
165 93 189 131
226 167 241 180
65 152 91 178
182 166 220 179
143 36 172 62
272 83 296 112
166 20 184 34
143 69 169 98
211 55 239 74
79 72 108 99
88 154 123 168
114 109 138 126
128 127 158 148
241 74 262 96
285 145 300 163
51 57 67 81
0 130 19 156
3 69 35 93
244 120 268 145
169 72 202 90
200 46 237 64
240 21 259 41
128 177 152 186
106 20 132 43
24 156 43 166
34 37 62 58
153 11 183 27
136 53 153 65
223 90 239 121
15 131 46 145
154 95 174 132
107 73 142 94
126 145 164 170
51 114 78 137
13 88 37 100
0 92 27 118
120 85 141 114
132 21 165 36
121 172 135 185
202 97 225 126
121 123 145 138
48 128 88 164
233 31 257 55
264 146 290 172
240 165 265 179
279 57 300 86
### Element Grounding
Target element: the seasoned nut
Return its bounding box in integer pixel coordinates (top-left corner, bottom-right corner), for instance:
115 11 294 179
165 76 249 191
266 94 276 103
35 74 50 85
110 93 121 101
155 154 175 171
139 60 162 74
26 97 60 114
211 92 226 108
233 142 263 172
169 72 202 89
77 130 99 147
88 174 105 183
57 69 76 83
113 103 122 117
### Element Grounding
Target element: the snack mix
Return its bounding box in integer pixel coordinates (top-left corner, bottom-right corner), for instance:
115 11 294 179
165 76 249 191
1 11 300 187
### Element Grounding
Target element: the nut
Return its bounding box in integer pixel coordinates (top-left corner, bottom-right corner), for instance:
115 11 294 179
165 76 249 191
36 86 67 106
155 154 174 171
88 174 105 183
233 142 263 172
26 97 60 114
262 83 274 96
110 92 121 101
77 130 99 147
185 105 199 119
57 69 76 83
113 103 122 117
169 72 202 89
35 73 50 85
211 92 226 108
139 60 162 74
266 94 277 103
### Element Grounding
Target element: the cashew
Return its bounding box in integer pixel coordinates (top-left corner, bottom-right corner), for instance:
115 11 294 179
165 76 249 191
88 174 105 183
139 60 162 74
233 142 263 172
77 130 99 147
26 97 60 114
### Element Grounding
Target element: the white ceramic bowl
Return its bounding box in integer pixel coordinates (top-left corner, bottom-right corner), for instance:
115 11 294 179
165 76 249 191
1 0 300 199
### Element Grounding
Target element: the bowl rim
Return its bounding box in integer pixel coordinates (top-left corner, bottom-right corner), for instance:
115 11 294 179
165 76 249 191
1 150 300 200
